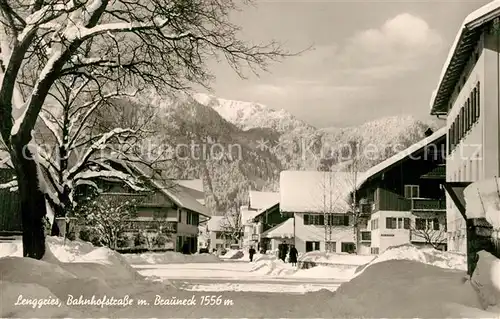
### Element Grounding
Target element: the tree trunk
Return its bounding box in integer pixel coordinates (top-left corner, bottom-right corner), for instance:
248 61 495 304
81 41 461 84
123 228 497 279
11 143 47 259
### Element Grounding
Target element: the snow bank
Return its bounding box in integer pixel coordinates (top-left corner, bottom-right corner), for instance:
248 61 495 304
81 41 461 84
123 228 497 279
292 265 356 280
329 258 493 317
464 178 500 229
123 251 221 264
0 237 142 284
471 251 500 310
250 259 295 276
299 251 375 266
219 249 244 259
354 244 467 278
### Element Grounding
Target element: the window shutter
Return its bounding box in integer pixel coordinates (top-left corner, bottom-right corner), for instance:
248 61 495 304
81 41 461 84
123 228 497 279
304 214 309 225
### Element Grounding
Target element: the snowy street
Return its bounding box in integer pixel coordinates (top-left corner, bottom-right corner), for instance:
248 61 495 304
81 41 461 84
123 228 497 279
132 261 344 293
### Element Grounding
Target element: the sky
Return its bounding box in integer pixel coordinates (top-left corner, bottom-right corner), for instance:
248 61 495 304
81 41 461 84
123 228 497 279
202 0 492 128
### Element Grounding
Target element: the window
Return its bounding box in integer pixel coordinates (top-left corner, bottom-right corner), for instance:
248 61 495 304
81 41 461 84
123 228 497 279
386 217 396 229
477 82 480 119
304 214 324 225
465 99 469 132
371 247 379 255
415 218 426 230
361 231 371 241
433 218 440 231
341 242 355 253
326 215 349 226
404 218 410 229
215 232 224 239
459 106 465 140
325 241 336 252
385 217 409 229
415 218 440 231
306 241 320 252
404 185 420 198
178 210 182 222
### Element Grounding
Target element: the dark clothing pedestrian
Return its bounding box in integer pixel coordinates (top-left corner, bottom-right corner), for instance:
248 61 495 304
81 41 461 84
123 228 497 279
289 246 298 266
182 242 190 254
249 248 256 262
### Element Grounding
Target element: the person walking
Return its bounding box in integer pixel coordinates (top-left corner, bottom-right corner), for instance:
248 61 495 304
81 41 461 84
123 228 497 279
249 246 256 262
289 245 298 267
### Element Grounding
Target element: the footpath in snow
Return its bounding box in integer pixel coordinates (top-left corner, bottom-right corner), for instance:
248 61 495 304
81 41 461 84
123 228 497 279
0 238 499 318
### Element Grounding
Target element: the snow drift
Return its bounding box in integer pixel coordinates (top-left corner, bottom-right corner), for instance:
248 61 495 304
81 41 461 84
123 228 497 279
354 244 467 277
298 251 375 266
122 251 221 264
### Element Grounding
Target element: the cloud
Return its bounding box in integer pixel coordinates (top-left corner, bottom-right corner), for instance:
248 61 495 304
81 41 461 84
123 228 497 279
338 13 443 79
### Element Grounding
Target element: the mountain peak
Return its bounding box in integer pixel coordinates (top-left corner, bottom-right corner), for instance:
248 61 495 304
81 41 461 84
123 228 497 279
192 93 313 133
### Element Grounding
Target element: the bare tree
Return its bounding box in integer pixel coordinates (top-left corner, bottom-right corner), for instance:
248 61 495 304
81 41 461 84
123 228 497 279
0 0 291 259
410 218 447 250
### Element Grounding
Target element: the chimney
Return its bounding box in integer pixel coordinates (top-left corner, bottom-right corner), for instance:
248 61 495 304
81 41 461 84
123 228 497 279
424 128 434 137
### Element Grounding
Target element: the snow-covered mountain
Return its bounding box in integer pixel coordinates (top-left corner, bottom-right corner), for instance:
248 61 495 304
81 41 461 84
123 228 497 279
119 92 443 211
192 93 314 133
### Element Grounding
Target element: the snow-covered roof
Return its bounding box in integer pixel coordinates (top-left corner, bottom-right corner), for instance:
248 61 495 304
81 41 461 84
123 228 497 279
155 182 210 217
240 208 262 225
206 215 225 232
356 127 447 190
174 180 205 205
464 178 500 228
261 218 294 239
280 171 356 213
430 0 500 115
252 202 280 221
174 179 204 192
249 191 280 210
127 164 210 217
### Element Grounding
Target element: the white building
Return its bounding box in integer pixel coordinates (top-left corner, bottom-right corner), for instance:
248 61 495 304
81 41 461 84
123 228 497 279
428 2 500 253
279 170 363 254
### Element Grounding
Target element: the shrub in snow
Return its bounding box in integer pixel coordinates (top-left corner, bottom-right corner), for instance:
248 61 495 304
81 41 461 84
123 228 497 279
74 194 139 249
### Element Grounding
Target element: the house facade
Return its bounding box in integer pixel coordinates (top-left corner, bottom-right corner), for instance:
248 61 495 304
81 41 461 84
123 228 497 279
76 165 210 253
245 190 281 250
279 170 364 254
428 4 500 253
251 202 289 252
355 129 447 254
204 215 243 251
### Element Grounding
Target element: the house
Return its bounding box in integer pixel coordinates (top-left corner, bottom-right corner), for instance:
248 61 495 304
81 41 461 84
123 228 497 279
354 128 447 254
204 215 243 251
279 170 361 254
428 2 500 253
76 162 210 253
245 190 283 251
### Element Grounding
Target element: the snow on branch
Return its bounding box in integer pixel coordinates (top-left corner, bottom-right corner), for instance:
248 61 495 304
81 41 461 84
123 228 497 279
0 180 18 190
73 170 147 192
65 127 136 180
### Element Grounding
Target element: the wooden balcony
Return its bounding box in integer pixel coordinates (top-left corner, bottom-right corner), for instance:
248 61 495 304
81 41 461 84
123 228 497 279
411 198 446 211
